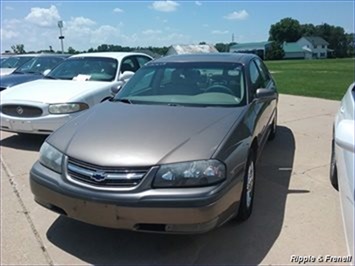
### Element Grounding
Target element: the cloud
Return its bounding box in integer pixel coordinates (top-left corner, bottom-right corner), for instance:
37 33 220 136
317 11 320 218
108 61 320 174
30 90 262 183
224 10 249 20
67 16 96 27
113 8 124 13
25 5 61 27
90 25 121 45
211 30 229 35
195 1 202 6
142 29 162 35
0 29 19 40
5 6 14 11
151 1 179 12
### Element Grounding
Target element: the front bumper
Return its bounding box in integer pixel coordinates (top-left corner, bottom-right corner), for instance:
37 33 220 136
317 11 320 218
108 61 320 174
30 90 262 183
0 113 74 134
30 161 243 233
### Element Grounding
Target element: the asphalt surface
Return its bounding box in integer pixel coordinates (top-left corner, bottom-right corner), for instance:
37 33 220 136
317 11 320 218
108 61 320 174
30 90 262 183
0 94 350 265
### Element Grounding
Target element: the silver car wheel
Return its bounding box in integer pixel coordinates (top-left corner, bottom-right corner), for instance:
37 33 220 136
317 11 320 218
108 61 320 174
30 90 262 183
246 160 255 208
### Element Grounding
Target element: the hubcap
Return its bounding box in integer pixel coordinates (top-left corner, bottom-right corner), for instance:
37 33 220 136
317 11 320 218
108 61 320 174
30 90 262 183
246 161 255 208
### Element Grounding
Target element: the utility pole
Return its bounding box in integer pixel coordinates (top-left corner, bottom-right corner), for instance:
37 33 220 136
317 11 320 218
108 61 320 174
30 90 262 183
58 21 65 54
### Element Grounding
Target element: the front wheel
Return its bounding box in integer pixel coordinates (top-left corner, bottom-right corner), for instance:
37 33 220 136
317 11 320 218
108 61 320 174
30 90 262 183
236 151 256 221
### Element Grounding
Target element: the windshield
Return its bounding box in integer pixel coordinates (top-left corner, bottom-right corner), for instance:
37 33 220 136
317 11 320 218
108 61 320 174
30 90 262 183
0 56 34 68
115 62 246 107
14 56 66 74
0 57 9 64
47 57 118 81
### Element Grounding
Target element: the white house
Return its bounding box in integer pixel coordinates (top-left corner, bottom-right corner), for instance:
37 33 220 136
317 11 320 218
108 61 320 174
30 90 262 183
296 36 329 59
283 42 313 59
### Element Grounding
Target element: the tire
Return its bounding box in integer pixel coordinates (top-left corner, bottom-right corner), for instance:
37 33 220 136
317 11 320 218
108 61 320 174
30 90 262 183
268 110 277 141
330 139 339 191
236 150 256 221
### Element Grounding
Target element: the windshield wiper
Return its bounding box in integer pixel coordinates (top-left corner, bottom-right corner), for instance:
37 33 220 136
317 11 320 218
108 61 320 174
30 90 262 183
44 75 57 80
114 98 133 104
167 103 183 107
24 71 40 74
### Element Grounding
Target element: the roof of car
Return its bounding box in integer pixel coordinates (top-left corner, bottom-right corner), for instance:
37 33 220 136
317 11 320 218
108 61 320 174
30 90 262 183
70 52 152 60
149 52 258 65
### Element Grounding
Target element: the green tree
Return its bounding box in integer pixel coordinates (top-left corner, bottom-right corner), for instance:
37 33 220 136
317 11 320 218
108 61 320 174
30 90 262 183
67 46 77 54
269 18 302 43
346 33 354 57
11 44 26 54
265 42 285 60
97 44 109 52
301 23 317 36
315 24 348 58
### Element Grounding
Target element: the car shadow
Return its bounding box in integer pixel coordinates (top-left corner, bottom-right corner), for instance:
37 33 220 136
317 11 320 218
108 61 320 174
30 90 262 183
0 133 47 152
46 126 296 265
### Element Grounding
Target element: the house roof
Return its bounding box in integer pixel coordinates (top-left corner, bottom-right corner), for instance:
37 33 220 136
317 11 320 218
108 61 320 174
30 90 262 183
168 44 218 54
283 42 313 53
302 36 329 46
283 42 305 53
230 41 273 51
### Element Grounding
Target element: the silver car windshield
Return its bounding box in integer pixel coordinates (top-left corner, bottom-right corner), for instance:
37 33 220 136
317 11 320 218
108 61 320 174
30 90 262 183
47 57 118 81
14 57 65 74
0 56 34 68
116 62 246 107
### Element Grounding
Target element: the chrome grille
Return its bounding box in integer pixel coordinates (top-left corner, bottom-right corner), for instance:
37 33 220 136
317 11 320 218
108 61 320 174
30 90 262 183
1 104 43 117
67 158 149 187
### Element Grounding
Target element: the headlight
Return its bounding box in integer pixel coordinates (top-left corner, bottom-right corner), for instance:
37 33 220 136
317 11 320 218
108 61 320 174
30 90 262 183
48 103 88 114
153 160 226 188
39 142 63 173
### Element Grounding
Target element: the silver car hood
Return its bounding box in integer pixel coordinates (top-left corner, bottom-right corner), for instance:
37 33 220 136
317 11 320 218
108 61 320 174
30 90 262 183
48 101 246 167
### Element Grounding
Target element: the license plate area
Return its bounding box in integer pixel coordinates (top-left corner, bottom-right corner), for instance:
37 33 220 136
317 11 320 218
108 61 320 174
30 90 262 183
9 120 33 131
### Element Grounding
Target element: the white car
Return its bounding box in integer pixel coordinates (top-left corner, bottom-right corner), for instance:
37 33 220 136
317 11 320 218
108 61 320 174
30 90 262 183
330 82 354 258
0 52 152 134
0 54 38 76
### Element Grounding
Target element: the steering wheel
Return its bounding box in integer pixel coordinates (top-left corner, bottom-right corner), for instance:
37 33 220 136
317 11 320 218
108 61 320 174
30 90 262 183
205 85 234 95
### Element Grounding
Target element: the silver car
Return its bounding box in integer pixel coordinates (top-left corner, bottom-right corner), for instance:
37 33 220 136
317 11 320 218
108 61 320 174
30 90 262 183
30 53 278 233
330 82 354 257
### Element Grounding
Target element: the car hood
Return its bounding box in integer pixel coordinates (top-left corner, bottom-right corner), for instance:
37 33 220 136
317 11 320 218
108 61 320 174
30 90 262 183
1 79 110 103
0 68 16 76
48 101 246 167
0 73 42 89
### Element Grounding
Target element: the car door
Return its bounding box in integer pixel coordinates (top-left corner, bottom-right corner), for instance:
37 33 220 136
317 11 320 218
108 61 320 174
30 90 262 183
248 59 271 148
254 58 277 129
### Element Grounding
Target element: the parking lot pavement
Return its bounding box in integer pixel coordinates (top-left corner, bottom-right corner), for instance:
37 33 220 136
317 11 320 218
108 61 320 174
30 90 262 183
0 94 349 265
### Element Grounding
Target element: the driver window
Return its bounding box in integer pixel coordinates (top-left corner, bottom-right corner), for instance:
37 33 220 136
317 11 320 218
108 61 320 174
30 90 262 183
249 61 265 91
120 58 136 74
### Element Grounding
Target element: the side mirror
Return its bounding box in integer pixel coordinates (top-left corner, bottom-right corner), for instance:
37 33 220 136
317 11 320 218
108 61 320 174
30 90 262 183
256 88 277 99
111 80 124 95
43 69 51 76
335 120 355 152
119 71 135 82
